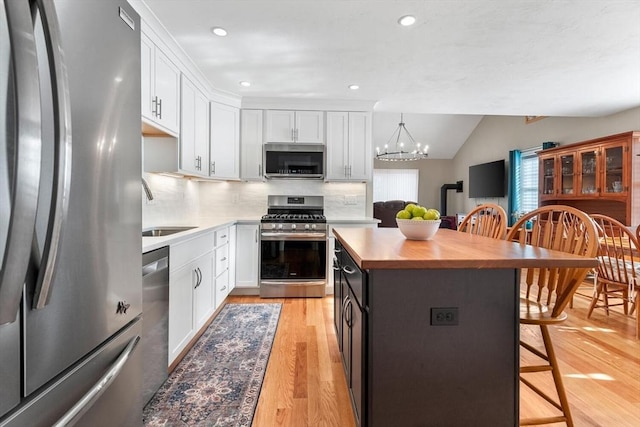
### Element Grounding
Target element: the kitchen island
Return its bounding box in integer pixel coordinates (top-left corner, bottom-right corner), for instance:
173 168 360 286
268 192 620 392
332 227 597 427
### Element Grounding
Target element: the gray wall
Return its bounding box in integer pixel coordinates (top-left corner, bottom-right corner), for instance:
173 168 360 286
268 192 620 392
449 107 640 215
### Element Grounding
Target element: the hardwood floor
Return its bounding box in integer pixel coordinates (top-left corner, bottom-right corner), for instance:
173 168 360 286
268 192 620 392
227 285 639 427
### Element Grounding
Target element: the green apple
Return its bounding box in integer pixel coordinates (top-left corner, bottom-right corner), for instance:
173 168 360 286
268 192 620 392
404 203 417 214
396 209 411 219
411 216 424 221
412 206 427 218
424 209 440 220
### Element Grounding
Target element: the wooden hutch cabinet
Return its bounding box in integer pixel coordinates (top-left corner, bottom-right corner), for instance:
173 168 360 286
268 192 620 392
537 131 640 225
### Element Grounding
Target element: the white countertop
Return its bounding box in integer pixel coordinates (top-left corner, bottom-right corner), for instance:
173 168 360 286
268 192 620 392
142 216 380 252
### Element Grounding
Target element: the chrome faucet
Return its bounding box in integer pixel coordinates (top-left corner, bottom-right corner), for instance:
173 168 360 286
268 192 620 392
141 178 154 201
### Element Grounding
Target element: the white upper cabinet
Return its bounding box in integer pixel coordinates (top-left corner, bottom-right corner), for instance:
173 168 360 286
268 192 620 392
240 110 264 180
210 102 240 179
180 75 209 176
326 112 372 181
141 33 180 136
265 110 324 144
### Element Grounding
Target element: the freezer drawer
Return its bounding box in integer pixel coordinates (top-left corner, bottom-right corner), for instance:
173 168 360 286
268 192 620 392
0 318 143 427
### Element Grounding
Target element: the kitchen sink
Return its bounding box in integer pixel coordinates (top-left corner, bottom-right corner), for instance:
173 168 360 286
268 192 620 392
142 226 197 237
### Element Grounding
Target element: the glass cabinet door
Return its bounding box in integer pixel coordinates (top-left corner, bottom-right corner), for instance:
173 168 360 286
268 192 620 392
602 144 625 195
578 149 598 195
541 157 556 196
560 154 575 196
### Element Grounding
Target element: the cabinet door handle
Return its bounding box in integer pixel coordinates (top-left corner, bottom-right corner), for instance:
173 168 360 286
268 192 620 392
221 234 227 239
151 96 158 117
344 298 353 327
220 286 227 291
195 156 199 170
255 229 258 242
221 257 227 262
342 265 355 275
194 267 202 288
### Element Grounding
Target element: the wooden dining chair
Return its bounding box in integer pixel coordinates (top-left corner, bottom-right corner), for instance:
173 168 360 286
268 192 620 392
457 203 507 239
588 215 639 331
507 205 598 427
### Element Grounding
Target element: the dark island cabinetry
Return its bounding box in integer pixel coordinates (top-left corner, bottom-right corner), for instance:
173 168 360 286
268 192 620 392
333 241 365 426
332 227 595 426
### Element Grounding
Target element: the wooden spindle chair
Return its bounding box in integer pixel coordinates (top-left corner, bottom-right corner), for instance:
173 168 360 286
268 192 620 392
588 215 639 337
457 203 507 239
507 205 598 427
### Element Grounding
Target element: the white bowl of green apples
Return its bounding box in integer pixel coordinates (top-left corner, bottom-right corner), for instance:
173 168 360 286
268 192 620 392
395 204 441 240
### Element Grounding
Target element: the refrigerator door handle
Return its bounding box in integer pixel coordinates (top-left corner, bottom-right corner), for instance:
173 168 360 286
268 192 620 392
32 0 73 310
52 335 141 427
0 0 43 325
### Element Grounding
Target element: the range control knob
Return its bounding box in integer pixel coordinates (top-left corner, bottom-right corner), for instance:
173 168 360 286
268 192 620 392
311 224 317 230
305 224 310 230
271 223 276 230
277 224 283 230
291 224 297 230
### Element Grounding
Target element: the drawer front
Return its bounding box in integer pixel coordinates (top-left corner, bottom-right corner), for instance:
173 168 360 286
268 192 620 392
342 250 364 308
215 227 230 247
216 244 229 275
215 269 230 306
170 231 214 272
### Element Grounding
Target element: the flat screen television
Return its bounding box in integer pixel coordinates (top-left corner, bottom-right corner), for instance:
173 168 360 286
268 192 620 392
468 159 506 198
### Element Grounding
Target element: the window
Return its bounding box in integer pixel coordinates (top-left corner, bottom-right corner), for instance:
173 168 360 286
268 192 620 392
373 169 419 202
519 148 539 213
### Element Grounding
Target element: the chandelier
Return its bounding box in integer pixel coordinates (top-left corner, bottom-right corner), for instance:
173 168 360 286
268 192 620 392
375 113 429 161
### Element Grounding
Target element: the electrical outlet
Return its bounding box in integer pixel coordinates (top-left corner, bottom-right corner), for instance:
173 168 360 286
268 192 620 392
344 195 357 205
430 307 459 326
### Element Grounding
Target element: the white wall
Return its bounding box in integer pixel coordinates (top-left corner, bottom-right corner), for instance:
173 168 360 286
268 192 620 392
449 107 640 215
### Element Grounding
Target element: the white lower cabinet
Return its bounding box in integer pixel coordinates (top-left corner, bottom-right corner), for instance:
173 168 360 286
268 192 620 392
168 231 215 365
193 252 214 330
235 224 260 288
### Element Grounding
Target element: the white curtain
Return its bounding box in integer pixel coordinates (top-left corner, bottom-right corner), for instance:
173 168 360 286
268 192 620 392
373 169 419 202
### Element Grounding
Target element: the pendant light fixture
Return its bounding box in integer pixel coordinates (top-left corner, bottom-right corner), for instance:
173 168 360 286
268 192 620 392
376 113 429 161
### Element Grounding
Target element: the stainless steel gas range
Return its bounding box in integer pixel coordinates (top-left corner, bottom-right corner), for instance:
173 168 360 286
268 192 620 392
260 195 327 298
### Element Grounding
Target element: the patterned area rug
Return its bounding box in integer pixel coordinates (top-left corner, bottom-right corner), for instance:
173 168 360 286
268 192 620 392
143 303 282 426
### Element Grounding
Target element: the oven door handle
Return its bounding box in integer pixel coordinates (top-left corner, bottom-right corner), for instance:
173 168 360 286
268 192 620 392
261 232 327 240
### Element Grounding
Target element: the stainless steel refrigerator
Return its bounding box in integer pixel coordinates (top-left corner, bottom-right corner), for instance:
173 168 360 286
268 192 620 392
1 0 143 425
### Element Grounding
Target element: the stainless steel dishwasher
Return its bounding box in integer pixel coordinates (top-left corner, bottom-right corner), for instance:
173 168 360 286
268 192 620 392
142 246 169 407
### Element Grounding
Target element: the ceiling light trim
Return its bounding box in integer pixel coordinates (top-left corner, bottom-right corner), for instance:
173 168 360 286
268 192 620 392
398 15 416 27
211 26 228 37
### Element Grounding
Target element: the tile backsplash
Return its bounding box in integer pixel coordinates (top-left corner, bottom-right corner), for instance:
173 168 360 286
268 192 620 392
142 174 367 226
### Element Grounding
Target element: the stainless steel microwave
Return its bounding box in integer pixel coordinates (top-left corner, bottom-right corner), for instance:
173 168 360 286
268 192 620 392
263 143 325 179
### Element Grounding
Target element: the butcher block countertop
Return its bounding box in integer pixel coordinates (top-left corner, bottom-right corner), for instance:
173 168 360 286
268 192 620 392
333 227 598 270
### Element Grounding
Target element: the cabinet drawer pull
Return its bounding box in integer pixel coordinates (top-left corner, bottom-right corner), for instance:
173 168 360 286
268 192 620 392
220 286 226 291
221 257 227 262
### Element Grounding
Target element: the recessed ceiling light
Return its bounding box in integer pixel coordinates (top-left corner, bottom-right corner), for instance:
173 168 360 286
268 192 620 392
398 15 416 26
211 27 227 37
348 84 359 90
239 81 251 87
